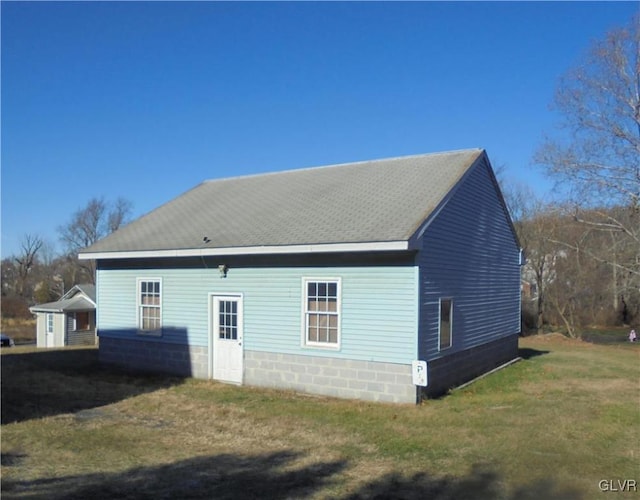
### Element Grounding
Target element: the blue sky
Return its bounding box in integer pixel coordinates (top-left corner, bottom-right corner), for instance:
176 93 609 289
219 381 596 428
2 1 637 258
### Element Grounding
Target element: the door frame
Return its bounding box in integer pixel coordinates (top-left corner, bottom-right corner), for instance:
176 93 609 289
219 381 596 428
208 292 244 383
45 313 55 348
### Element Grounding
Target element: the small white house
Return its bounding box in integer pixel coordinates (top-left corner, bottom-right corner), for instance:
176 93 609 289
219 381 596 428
30 284 97 348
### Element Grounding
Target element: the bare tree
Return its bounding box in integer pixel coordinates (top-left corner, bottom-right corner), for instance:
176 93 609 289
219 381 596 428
59 198 105 252
31 240 67 304
504 183 538 331
14 234 43 298
58 197 133 283
108 197 133 234
505 183 565 334
535 16 640 329
536 16 639 212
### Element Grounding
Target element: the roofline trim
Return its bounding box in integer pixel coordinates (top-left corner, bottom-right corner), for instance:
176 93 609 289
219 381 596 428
408 150 486 246
202 148 484 184
60 286 97 307
30 306 65 313
29 306 95 313
79 240 411 260
29 294 97 313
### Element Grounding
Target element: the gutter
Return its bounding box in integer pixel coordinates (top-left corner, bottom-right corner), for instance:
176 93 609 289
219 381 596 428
78 240 410 260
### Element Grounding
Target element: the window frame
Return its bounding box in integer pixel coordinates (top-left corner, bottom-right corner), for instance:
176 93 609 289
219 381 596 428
46 313 54 334
74 311 91 331
136 278 163 336
217 298 239 341
438 298 453 351
302 277 342 350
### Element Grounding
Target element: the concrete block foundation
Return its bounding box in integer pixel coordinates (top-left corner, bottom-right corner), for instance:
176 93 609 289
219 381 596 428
421 335 519 399
244 351 417 404
98 334 518 404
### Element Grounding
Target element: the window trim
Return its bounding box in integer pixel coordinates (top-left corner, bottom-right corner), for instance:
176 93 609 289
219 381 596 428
136 278 163 336
217 298 239 341
74 311 91 331
301 277 342 350
46 313 54 334
438 298 453 351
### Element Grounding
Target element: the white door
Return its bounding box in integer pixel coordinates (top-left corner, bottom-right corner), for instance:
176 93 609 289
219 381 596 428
211 295 243 384
46 313 54 348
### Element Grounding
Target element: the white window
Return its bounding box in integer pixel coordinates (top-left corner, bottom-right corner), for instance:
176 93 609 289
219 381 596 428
439 298 452 350
303 278 341 348
137 279 162 334
46 313 54 334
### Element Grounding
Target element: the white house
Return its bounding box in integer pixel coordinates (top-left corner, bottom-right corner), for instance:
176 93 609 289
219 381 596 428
30 284 97 348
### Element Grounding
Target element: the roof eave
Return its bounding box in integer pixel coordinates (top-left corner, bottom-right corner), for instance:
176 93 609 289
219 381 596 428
29 306 64 313
60 286 97 306
79 240 411 261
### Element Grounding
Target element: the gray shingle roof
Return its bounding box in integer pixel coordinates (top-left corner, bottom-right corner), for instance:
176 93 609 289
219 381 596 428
73 284 96 302
30 285 96 312
80 149 484 257
30 296 95 313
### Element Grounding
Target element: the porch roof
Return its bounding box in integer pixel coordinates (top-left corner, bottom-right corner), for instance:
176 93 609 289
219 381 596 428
30 295 95 314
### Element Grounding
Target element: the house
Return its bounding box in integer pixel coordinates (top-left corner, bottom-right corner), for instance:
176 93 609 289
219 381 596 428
30 284 97 348
79 149 522 403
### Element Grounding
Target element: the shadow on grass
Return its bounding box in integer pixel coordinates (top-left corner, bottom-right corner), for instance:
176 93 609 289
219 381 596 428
346 466 584 500
1 348 183 425
2 452 584 500
3 450 347 500
518 347 549 360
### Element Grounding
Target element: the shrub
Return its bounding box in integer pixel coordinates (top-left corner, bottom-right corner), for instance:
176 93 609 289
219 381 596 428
1 296 32 320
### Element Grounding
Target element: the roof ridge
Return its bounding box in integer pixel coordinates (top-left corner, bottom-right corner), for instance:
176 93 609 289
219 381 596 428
79 147 490 257
204 148 483 184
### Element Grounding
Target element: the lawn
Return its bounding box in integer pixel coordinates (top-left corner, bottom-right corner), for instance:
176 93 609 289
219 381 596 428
2 335 638 499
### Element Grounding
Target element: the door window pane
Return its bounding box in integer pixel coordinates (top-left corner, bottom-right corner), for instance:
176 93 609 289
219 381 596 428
219 300 238 340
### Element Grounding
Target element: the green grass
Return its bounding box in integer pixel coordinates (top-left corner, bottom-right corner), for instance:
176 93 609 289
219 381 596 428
2 336 639 499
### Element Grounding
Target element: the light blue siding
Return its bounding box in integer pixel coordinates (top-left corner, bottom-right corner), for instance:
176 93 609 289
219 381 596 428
96 265 418 364
418 157 521 360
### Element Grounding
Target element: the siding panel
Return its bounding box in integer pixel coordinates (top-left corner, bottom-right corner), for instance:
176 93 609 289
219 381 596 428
97 265 417 364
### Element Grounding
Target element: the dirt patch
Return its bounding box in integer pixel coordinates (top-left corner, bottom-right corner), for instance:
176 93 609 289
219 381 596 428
74 406 174 429
581 332 634 345
524 333 583 344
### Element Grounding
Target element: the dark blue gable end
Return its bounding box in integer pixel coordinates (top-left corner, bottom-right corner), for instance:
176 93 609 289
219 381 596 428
416 154 520 396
